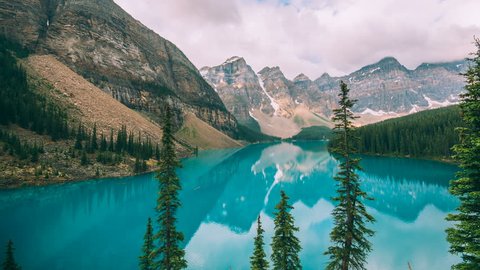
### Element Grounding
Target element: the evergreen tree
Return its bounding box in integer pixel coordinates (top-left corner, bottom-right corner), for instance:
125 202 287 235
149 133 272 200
134 157 143 173
2 240 21 270
139 217 155 270
80 151 89 166
446 38 480 269
74 124 83 150
250 216 269 270
91 123 98 151
325 81 375 270
153 106 187 269
108 129 115 152
100 133 107 152
155 144 160 161
271 191 301 270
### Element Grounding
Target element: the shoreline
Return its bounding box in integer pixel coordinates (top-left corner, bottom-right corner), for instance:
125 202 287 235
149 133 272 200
0 167 159 190
356 152 458 165
1 141 458 190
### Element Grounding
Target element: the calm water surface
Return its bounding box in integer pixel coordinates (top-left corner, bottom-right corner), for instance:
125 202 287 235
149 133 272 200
0 142 460 269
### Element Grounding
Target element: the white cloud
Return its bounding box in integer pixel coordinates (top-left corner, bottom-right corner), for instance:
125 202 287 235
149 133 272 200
114 0 480 79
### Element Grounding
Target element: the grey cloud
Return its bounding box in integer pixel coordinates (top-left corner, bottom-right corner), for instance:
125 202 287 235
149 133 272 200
114 0 480 79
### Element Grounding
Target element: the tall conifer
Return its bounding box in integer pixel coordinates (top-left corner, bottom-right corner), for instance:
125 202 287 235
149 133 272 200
153 106 187 269
271 191 301 270
91 123 98 151
250 216 269 270
446 38 480 269
325 81 375 270
139 218 154 270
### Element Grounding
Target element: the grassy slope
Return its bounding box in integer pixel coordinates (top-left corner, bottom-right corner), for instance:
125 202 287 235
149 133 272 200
176 113 244 150
26 55 165 142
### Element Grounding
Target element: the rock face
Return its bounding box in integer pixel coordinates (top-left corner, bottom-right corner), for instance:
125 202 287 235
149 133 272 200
201 58 333 138
200 57 273 127
0 0 238 136
319 57 467 115
202 56 466 136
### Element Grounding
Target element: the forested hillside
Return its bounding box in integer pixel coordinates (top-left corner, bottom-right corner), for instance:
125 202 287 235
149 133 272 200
0 37 162 187
0 37 69 140
351 106 462 159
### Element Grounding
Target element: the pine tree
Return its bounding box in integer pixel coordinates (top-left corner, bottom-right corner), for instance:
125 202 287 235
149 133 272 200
91 123 98 151
80 151 89 166
139 217 155 270
2 240 21 270
271 191 301 270
74 124 83 150
134 157 142 173
108 129 114 152
325 81 375 270
155 144 160 161
250 215 269 270
446 38 480 269
100 133 107 152
153 105 187 269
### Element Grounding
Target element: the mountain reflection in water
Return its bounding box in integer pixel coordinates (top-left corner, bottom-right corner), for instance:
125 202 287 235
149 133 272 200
0 141 459 270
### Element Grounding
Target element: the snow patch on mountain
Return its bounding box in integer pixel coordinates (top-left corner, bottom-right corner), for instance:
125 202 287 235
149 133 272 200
423 95 457 108
409 105 421 114
248 110 259 122
370 67 381 73
360 108 397 116
257 76 280 115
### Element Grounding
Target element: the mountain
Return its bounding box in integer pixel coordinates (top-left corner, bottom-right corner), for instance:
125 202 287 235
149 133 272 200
0 0 238 137
200 57 274 130
200 57 332 138
202 56 467 137
322 57 466 122
0 0 249 187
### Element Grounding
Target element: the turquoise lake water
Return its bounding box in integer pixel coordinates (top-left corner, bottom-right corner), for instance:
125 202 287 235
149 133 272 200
0 141 460 269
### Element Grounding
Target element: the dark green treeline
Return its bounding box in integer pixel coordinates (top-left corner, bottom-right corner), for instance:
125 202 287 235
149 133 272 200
0 36 69 141
351 105 461 159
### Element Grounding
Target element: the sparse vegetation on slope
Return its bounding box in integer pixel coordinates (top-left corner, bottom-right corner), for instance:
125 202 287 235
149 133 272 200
290 126 332 141
175 113 243 149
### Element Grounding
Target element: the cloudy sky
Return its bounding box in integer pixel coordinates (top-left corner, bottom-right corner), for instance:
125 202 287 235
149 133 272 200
114 0 480 79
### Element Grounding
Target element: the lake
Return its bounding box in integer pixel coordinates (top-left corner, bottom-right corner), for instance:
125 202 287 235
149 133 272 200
0 141 460 269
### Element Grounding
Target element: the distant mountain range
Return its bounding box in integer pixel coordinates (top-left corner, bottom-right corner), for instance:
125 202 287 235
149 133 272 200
201 56 467 138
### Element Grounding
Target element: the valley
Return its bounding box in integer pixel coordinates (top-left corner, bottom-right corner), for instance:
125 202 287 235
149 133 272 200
1 0 479 270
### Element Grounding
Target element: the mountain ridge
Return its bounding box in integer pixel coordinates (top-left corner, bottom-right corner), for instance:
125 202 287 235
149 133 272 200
201 55 466 138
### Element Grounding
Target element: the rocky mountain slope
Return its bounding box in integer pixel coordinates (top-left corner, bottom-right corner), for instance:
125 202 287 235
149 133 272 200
1 50 243 188
201 56 466 137
201 57 332 138
26 55 165 143
0 0 238 137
